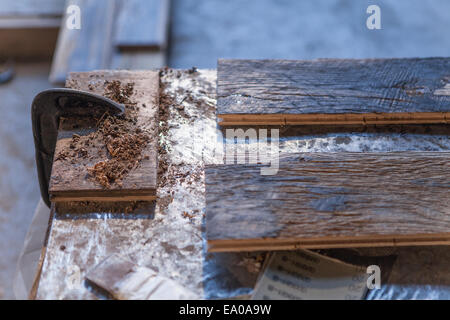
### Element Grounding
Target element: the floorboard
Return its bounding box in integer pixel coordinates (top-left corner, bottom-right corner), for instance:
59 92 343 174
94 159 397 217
206 152 450 252
217 58 450 126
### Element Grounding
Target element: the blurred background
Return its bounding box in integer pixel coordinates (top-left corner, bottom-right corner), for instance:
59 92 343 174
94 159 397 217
0 0 449 299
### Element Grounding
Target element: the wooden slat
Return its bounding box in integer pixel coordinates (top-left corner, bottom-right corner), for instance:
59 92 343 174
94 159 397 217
0 0 63 60
111 50 166 70
49 0 117 84
114 0 170 50
206 152 450 252
0 26 59 60
48 70 159 203
217 58 450 126
0 0 65 16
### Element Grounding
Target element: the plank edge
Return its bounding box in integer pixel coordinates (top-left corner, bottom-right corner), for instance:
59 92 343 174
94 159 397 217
218 112 450 126
208 233 450 252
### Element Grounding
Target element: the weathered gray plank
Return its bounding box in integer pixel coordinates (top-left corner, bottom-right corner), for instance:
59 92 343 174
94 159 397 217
217 58 450 126
49 0 117 84
114 0 170 50
206 152 450 252
0 0 65 16
49 70 159 203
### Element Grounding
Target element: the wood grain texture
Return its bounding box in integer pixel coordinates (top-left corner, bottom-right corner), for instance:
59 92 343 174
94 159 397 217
114 0 170 50
49 0 116 84
206 152 450 252
48 70 159 202
0 26 59 60
217 58 450 126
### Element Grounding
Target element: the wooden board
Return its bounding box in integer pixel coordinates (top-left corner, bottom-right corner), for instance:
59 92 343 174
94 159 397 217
0 26 59 60
111 49 166 70
49 0 117 84
114 0 170 50
206 152 450 252
48 70 159 203
0 0 62 60
217 58 450 126
0 0 65 16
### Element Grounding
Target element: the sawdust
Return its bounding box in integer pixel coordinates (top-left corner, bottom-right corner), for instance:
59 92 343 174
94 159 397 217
54 80 150 189
157 78 171 186
87 115 149 188
105 80 134 105
156 68 213 212
156 71 174 211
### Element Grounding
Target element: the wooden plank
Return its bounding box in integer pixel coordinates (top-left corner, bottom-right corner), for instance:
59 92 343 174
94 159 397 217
49 0 117 84
0 0 62 60
0 17 61 28
111 50 167 70
0 25 59 60
206 152 450 252
114 0 170 50
48 70 159 203
0 0 65 16
217 58 450 126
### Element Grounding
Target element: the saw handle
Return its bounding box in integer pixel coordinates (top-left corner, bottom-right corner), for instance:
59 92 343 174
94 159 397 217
31 89 124 207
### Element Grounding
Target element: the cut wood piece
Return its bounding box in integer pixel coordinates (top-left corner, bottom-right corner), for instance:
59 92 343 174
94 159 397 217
217 58 450 126
86 254 198 300
110 50 166 70
49 0 117 84
206 152 450 252
114 0 170 50
48 70 159 203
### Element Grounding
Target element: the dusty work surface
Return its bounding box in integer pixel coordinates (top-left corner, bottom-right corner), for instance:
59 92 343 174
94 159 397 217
35 69 450 299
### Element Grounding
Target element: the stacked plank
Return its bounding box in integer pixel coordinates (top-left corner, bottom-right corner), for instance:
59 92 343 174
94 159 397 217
0 0 65 60
206 58 450 252
50 0 170 84
206 152 450 252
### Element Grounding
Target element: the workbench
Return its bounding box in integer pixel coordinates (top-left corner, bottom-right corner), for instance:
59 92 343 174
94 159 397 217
32 69 450 299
